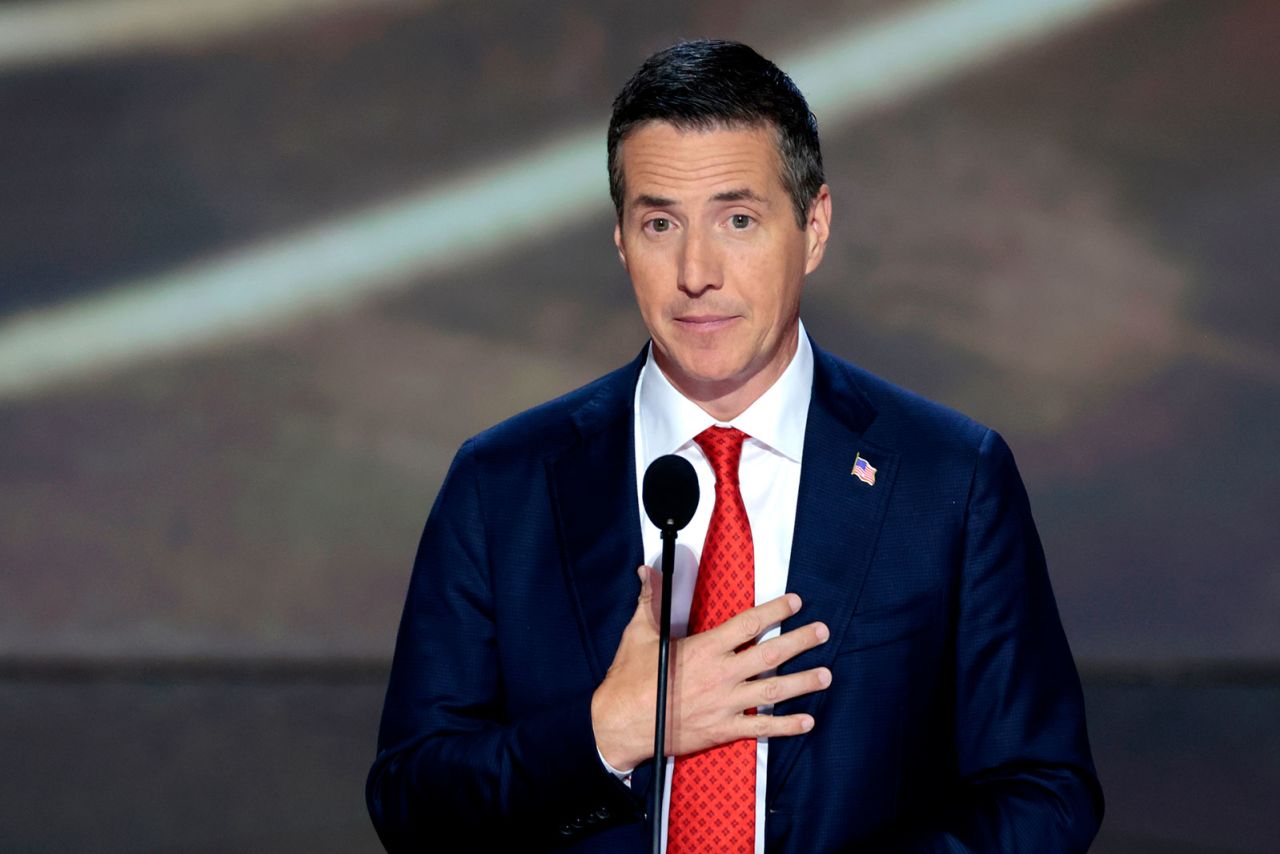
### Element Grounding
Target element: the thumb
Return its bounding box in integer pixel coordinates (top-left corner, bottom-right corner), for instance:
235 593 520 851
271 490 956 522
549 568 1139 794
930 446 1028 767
632 565 660 630
635 564 653 605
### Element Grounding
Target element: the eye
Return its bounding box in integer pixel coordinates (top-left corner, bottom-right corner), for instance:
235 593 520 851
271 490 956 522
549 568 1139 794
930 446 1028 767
646 217 671 233
729 214 753 229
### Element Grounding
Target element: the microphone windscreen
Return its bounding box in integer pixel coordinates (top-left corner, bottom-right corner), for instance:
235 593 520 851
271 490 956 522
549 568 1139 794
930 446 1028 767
643 454 699 531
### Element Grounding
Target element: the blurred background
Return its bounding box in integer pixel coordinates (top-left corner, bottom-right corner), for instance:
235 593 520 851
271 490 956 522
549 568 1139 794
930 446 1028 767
1 0 1277 850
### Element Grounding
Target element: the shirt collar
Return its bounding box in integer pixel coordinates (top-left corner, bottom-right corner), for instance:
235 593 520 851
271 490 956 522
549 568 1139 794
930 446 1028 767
637 321 813 466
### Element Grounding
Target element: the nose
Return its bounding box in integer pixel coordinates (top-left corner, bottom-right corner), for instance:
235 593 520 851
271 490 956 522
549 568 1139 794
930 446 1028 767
676 226 722 297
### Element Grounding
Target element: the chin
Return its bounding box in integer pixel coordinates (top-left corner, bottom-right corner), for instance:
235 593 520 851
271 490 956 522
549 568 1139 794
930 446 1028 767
655 335 753 384
672 356 750 389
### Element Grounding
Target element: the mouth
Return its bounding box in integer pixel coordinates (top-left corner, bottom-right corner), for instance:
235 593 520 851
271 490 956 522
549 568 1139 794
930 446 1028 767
672 314 739 333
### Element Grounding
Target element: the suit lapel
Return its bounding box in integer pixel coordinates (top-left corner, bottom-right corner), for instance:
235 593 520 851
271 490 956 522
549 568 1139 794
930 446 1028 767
547 353 647 684
547 352 659 811
766 346 899 804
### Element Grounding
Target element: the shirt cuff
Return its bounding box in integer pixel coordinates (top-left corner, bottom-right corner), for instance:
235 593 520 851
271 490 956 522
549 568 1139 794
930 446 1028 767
596 747 635 783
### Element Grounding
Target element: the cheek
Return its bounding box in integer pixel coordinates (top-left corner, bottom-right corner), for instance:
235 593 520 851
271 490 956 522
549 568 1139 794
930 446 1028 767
628 267 668 321
733 250 790 308
627 250 674 297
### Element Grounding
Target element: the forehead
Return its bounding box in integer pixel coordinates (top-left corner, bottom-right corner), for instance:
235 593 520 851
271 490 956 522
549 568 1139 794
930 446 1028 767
617 121 785 201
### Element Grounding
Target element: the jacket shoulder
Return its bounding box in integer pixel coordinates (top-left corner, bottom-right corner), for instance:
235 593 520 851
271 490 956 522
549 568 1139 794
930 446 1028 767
462 356 640 466
816 346 993 460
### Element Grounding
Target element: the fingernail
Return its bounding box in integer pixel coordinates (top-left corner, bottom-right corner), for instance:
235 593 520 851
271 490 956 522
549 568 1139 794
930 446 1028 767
787 593 801 613
815 623 829 642
801 716 814 732
818 668 832 687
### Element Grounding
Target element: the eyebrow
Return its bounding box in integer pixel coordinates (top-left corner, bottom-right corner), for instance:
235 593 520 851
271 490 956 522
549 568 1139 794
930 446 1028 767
711 188 768 204
629 188 768 210
630 194 677 211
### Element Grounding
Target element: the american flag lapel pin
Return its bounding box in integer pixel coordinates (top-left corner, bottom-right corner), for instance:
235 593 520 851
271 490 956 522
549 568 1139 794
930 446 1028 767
852 452 877 486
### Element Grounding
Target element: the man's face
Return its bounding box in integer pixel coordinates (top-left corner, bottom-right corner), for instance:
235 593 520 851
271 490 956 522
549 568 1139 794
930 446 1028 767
614 121 830 417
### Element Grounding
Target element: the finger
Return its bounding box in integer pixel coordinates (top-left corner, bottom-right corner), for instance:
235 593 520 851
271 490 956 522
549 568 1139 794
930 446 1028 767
736 621 830 678
734 666 832 708
627 565 661 633
730 711 816 740
636 565 653 604
707 593 802 650
640 564 664 627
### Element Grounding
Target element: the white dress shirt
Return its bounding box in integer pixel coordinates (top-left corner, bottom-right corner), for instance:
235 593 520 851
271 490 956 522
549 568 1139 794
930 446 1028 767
616 323 813 853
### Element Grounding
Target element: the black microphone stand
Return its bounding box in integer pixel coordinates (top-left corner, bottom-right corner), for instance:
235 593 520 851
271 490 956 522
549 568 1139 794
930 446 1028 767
652 521 677 854
641 453 696 854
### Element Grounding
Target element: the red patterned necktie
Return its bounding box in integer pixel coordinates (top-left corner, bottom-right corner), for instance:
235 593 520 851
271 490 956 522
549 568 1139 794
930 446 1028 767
667 426 755 853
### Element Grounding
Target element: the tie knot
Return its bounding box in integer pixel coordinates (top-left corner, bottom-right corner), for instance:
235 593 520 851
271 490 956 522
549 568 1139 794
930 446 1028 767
694 426 748 484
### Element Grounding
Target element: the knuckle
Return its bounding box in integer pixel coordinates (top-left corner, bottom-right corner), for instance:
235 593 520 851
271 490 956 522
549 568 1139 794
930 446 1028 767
758 642 781 668
738 611 762 639
761 680 781 702
798 624 823 648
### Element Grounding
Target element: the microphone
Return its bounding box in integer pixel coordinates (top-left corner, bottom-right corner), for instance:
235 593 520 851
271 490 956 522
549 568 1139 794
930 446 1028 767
641 454 698 854
643 454 699 532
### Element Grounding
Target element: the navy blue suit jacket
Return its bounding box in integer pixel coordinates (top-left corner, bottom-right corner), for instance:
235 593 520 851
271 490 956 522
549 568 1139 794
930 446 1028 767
367 341 1103 852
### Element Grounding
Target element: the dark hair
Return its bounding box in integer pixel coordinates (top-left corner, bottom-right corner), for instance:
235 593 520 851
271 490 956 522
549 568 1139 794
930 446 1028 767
607 39 824 228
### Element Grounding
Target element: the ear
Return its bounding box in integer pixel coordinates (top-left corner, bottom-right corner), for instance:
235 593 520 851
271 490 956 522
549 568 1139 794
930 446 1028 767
613 222 629 270
803 185 832 276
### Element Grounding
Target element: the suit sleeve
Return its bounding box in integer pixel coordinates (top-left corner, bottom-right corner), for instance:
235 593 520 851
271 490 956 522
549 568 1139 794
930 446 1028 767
365 439 639 851
871 429 1104 852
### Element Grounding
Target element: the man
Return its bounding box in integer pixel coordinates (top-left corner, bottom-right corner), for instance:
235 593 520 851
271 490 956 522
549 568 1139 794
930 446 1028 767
367 40 1102 852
